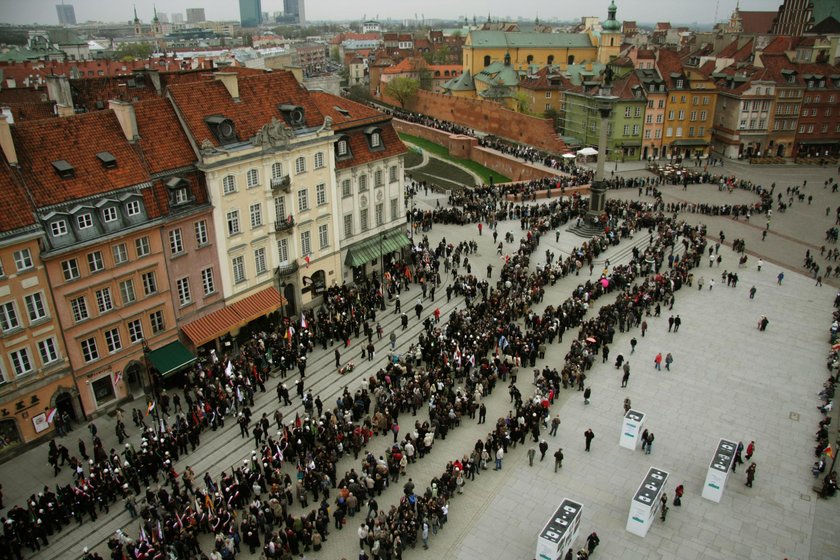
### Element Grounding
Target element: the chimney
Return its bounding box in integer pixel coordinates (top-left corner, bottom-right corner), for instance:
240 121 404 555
214 72 239 101
46 74 74 117
0 114 18 166
109 100 139 142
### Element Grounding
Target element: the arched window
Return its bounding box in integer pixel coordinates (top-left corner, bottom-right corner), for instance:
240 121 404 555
271 162 283 178
547 55 555 65
483 55 491 67
526 55 534 64
567 55 575 65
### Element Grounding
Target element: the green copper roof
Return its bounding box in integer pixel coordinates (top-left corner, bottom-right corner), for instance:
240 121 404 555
444 70 475 91
468 31 594 49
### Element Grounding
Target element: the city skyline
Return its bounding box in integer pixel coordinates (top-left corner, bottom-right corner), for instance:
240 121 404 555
0 0 783 27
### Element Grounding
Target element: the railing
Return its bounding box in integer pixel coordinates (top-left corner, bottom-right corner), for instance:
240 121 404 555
275 261 299 277
270 175 291 192
274 216 295 232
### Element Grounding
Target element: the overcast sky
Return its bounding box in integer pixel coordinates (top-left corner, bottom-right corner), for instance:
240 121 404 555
0 0 782 27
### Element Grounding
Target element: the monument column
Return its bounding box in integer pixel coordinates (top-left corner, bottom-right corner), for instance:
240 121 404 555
586 96 615 225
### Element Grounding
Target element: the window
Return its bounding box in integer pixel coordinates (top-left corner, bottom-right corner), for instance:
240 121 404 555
169 229 184 255
76 213 93 230
135 236 150 257
0 301 20 331
271 162 283 179
95 287 113 314
370 132 381 148
252 247 267 275
232 256 246 283
274 197 286 221
70 297 88 322
758 119 766 129
343 214 353 237
656 114 663 124
337 139 349 157
807 124 814 133
127 319 143 343
102 207 118 223
774 121 781 131
250 203 263 228
300 231 312 255
389 166 399 183
644 130 651 139
37 338 59 365
104 328 122 353
623 125 630 136
227 210 241 235
358 175 368 192
646 115 653 124
141 271 157 295
375 203 384 226
680 95 686 103
277 238 289 264
297 189 309 212
62 259 80 281
341 179 352 197
119 279 135 305
318 224 329 249
700 111 707 121
51 220 68 237
812 108 817 117
749 119 756 129
126 200 141 216
223 175 236 194
316 183 326 206
678 110 685 120
314 152 325 169
360 208 369 231
246 168 259 188
295 156 306 174
10 348 33 376
176 277 192 306
201 267 216 295
688 127 695 137
822 123 829 133
676 127 683 137
87 251 104 273
632 124 640 135
13 249 33 272
150 311 165 333
698 127 705 136
24 292 46 322
194 220 208 246
666 127 673 137
173 187 189 205
692 96 699 105
815 95 821 103
545 91 552 99
690 111 697 121
799 125 806 133
112 243 128 265
702 96 709 105
667 110 674 120
826 108 833 117
624 107 631 118
654 129 661 139
658 99 665 109
391 198 399 220
81 337 99 362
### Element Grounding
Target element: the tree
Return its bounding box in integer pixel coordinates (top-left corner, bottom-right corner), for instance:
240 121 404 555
114 43 153 61
512 91 532 115
385 77 420 109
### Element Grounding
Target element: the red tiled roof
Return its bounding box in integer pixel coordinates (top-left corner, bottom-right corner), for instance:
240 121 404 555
133 97 197 174
0 88 48 103
0 163 36 232
12 110 151 210
334 120 406 170
4 102 56 122
182 286 286 345
739 11 777 34
655 49 685 88
167 71 326 148
309 91 384 129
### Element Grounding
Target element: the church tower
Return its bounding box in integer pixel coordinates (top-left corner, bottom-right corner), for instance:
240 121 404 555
133 5 142 37
152 5 162 37
598 1 623 63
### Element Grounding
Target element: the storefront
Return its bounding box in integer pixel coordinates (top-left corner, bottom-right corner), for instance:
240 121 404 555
344 229 411 283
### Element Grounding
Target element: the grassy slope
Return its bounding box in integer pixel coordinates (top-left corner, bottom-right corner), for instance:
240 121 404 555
399 133 511 184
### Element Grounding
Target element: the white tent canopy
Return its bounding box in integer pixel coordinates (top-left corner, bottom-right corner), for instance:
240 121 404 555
561 153 576 159
577 147 598 156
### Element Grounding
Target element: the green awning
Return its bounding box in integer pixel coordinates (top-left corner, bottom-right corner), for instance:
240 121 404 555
797 139 839 145
147 341 197 377
670 139 709 146
345 232 411 267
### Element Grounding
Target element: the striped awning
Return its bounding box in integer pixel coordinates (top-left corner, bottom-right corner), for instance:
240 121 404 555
181 286 287 346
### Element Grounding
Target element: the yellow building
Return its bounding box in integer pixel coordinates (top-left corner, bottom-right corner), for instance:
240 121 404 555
657 50 718 159
463 31 597 76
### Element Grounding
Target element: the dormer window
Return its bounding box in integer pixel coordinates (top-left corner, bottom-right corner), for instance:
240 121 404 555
52 160 75 179
76 213 93 230
675 79 684 89
336 135 351 159
50 220 68 237
166 177 191 206
102 207 118 223
205 115 238 145
365 127 383 150
279 104 306 128
96 151 117 169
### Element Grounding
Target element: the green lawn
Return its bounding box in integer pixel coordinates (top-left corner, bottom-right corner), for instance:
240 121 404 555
399 133 511 184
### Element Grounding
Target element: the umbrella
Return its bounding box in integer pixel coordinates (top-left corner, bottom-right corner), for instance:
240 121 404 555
600 278 609 287
832 342 840 350
585 337 597 343
577 147 598 156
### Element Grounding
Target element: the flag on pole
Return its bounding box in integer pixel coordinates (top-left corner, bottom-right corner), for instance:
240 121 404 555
46 408 58 423
225 360 234 377
113 370 122 385
146 400 156 416
304 255 311 268
825 444 834 459
300 314 308 330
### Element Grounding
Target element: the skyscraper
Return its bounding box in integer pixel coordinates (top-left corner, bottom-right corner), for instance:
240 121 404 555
239 0 262 28
282 0 305 24
185 8 205 24
56 3 76 25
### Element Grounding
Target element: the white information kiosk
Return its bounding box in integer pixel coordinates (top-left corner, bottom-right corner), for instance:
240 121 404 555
619 409 646 450
536 498 583 560
702 438 736 502
626 467 668 537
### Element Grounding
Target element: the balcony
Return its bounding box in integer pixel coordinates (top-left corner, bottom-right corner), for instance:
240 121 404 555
275 261 299 277
274 216 295 232
270 175 291 192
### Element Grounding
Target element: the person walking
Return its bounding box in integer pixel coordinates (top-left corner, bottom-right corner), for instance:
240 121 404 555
645 432 655 455
335 348 341 369
539 440 549 461
641 429 649 453
674 315 681 332
745 441 755 461
664 353 673 371
654 353 663 371
554 448 564 472
749 285 757 299
777 272 784 285
745 463 756 487
527 447 536 467
584 429 595 452
583 386 591 405
732 441 744 472
630 337 638 353
673 484 684 506
641 321 648 337
668 315 675 332
621 365 630 387
550 414 561 436
624 398 632 414
495 447 504 470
